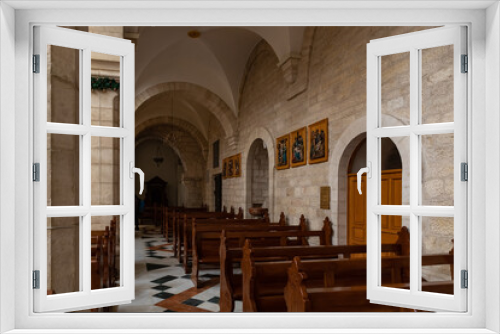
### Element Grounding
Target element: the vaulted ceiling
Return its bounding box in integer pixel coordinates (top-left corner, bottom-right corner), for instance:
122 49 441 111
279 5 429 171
134 26 306 115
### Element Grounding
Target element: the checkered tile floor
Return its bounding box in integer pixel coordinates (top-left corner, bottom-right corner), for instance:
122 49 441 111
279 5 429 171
115 227 243 313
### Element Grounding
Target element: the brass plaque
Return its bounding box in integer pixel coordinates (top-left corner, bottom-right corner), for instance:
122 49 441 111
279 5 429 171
320 186 330 209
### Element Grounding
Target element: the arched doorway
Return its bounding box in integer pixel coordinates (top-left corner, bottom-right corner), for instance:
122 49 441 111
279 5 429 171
135 139 185 207
246 139 270 215
347 137 403 245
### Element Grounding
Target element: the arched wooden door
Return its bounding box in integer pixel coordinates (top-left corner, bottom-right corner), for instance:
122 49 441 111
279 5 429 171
348 169 402 245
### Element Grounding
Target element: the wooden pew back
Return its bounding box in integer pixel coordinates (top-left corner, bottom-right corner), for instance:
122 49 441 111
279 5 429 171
284 256 454 312
241 227 411 312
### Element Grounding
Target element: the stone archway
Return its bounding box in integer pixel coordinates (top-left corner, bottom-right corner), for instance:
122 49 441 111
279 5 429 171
135 82 238 139
243 127 275 220
345 136 403 245
136 124 207 208
245 139 270 218
135 116 209 160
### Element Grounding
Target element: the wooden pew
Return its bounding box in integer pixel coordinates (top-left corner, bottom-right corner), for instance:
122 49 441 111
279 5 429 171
175 211 235 260
183 211 286 269
284 256 454 312
163 206 207 241
188 217 307 288
219 216 333 312
90 218 118 290
184 217 269 275
240 227 410 312
91 235 104 291
175 207 262 260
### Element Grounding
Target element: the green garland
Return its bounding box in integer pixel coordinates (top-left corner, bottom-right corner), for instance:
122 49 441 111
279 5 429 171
91 77 120 91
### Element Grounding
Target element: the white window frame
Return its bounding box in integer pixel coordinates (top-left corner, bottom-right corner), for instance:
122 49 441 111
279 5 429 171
33 26 136 313
0 1 498 333
366 26 467 312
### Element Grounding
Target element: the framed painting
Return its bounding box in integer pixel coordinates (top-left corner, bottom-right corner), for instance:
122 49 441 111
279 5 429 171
308 118 328 164
275 134 290 170
223 154 242 178
290 127 307 167
227 157 234 177
222 158 227 178
232 154 242 177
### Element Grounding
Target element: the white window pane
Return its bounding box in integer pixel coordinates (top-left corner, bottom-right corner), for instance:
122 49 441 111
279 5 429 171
381 52 410 127
91 52 121 127
421 133 454 206
92 137 121 206
421 45 454 124
420 216 454 295
47 217 81 295
91 216 121 290
47 45 80 124
47 134 80 206
380 137 409 205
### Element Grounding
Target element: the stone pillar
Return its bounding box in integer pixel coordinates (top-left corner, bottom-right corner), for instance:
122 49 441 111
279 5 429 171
181 176 204 207
225 135 239 153
278 54 301 84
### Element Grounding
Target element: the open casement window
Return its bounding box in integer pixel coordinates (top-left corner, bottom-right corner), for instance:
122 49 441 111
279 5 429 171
365 26 467 312
33 26 138 312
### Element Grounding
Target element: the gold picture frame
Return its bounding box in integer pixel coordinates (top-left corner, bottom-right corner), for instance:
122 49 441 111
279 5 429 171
275 134 290 170
222 153 242 178
290 127 307 168
308 118 328 164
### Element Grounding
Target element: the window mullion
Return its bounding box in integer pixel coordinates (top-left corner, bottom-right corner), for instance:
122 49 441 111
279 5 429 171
82 48 92 293
409 47 420 295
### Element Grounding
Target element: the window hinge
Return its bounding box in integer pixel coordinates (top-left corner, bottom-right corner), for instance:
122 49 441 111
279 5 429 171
461 54 468 73
33 163 40 182
461 270 468 289
33 54 40 73
461 162 468 182
33 270 40 289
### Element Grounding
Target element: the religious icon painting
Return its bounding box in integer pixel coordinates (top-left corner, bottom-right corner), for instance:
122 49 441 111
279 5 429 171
227 158 234 177
222 154 242 178
275 134 290 170
290 127 307 168
222 158 227 179
308 118 328 164
232 154 242 177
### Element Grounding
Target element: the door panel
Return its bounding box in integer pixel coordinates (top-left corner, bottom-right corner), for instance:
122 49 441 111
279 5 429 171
34 26 135 313
366 26 467 312
348 170 402 246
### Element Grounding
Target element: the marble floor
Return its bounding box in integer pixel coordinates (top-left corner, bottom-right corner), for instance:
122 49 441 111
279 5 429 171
115 226 243 313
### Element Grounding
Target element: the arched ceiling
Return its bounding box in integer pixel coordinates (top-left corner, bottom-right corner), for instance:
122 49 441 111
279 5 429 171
135 91 212 139
134 26 306 115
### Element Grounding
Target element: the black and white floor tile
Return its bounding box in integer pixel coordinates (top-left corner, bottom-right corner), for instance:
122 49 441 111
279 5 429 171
115 226 242 313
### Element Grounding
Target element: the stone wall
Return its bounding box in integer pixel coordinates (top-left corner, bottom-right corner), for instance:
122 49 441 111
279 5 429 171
220 26 454 261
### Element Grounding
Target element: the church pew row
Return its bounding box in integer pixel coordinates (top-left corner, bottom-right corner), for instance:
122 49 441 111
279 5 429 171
163 205 240 238
219 216 333 312
240 226 411 312
162 206 208 241
175 207 277 261
284 256 454 312
184 218 270 275
188 219 292 286
174 211 235 259
188 215 313 288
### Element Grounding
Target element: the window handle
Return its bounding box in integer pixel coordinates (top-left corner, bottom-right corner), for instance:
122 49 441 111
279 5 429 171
357 162 371 195
129 162 145 195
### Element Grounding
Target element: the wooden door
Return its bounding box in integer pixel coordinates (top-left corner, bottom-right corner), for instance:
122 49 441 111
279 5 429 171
348 169 402 245
214 174 222 212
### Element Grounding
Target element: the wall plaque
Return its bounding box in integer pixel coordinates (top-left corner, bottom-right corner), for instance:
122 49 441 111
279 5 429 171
320 186 330 209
